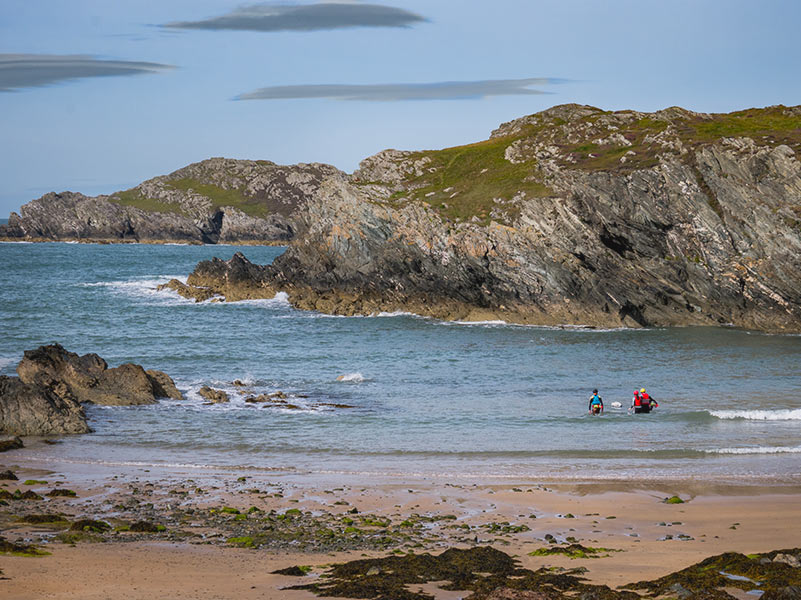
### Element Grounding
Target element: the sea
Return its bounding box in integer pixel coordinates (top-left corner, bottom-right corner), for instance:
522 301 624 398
1 241 800 485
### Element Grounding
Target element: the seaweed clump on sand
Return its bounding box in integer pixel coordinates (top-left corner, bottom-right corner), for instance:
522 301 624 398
528 544 618 559
285 546 638 600
0 536 49 556
624 549 801 600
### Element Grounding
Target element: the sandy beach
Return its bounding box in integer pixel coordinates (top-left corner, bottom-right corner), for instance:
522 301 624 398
2 453 800 600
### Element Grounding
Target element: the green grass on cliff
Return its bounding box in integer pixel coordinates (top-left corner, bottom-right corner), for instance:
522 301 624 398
393 136 552 224
111 190 186 215
690 107 801 140
166 178 271 218
110 179 271 218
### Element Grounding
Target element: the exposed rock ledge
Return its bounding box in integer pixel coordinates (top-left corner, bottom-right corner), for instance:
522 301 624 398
171 104 801 333
0 344 182 436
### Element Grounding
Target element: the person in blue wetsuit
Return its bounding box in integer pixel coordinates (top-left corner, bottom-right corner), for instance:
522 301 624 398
588 389 604 415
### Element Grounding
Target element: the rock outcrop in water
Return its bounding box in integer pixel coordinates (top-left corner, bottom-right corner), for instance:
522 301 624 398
0 158 343 244
174 104 801 332
0 344 183 436
16 344 182 406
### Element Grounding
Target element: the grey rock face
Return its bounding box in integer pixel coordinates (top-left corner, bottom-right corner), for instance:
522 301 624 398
181 104 801 332
0 158 343 244
0 376 90 436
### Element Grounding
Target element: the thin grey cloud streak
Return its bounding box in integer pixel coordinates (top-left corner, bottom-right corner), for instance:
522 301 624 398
235 78 564 102
0 54 174 92
164 2 426 32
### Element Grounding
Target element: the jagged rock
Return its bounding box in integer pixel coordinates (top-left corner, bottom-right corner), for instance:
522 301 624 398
0 158 343 244
185 252 274 301
0 377 89 436
16 343 178 406
181 104 801 333
0 469 18 480
145 370 183 400
198 386 229 404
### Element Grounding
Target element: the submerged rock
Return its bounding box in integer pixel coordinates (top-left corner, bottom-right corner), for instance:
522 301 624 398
198 386 229 404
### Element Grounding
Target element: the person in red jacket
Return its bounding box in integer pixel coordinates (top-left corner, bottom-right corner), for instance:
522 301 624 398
630 389 649 414
640 388 658 410
631 388 658 413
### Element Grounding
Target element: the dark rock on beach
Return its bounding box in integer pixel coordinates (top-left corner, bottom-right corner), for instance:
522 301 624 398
0 469 18 480
0 377 89 436
0 436 25 452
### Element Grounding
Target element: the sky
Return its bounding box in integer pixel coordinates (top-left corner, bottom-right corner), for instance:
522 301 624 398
1 1 800 217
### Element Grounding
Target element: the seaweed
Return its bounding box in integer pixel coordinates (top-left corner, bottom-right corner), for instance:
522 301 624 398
624 549 801 598
528 544 619 559
286 546 637 600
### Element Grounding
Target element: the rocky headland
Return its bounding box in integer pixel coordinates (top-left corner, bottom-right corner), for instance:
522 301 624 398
0 344 182 436
0 158 342 244
168 104 801 332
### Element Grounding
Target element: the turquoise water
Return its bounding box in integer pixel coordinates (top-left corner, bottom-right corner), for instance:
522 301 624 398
1 242 800 483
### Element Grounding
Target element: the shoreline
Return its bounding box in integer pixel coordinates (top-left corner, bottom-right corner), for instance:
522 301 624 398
2 452 800 599
0 236 287 246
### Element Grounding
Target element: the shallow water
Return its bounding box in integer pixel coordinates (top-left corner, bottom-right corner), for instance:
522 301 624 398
1 242 800 483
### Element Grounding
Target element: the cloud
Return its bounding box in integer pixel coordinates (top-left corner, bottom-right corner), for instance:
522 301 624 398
235 78 564 102
0 54 174 92
164 2 426 32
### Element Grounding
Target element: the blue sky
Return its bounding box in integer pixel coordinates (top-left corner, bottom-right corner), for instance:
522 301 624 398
1 0 799 216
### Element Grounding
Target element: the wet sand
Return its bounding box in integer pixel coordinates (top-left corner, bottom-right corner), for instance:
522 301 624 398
2 455 800 599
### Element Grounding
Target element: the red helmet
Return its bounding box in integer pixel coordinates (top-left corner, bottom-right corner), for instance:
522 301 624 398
634 390 640 394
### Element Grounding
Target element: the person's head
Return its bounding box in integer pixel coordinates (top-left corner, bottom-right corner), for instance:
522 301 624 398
592 389 598 394
640 388 646 393
634 390 639 395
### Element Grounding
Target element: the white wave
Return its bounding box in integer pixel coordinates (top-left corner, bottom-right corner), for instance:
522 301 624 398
336 372 365 383
374 310 418 318
712 446 801 455
77 275 217 306
0 356 17 370
710 409 801 421
228 291 290 308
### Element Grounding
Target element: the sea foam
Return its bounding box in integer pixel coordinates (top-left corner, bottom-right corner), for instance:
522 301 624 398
336 372 365 383
709 409 801 421
712 446 801 455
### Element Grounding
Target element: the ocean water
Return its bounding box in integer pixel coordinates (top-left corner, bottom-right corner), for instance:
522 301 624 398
1 242 800 484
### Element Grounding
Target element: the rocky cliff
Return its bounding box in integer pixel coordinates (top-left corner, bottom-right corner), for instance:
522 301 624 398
0 158 343 244
174 104 801 332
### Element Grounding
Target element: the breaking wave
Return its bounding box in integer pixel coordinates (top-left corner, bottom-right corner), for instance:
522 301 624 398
709 409 801 421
